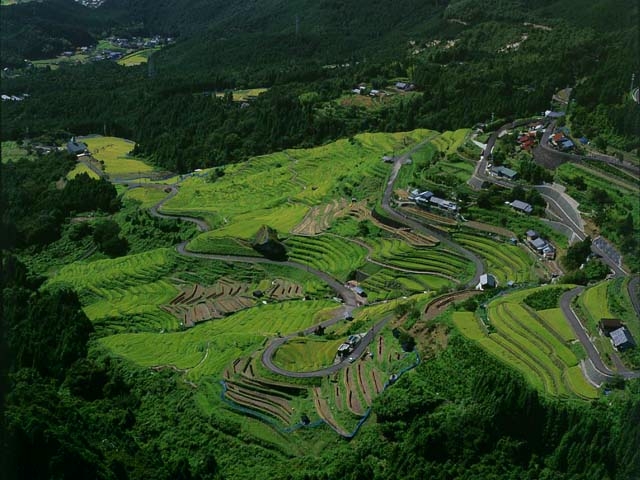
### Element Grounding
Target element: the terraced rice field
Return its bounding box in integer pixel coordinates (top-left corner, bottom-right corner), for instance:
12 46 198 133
454 287 597 399
160 130 434 238
578 281 613 327
81 136 154 177
368 238 471 279
101 299 338 380
186 235 260 256
360 267 452 301
46 248 180 331
453 233 535 284
285 235 368 281
123 187 170 208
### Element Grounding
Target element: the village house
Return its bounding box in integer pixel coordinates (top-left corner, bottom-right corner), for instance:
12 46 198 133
67 138 88 155
525 230 555 259
510 200 533 214
598 318 624 336
491 165 518 181
610 327 635 351
476 273 497 290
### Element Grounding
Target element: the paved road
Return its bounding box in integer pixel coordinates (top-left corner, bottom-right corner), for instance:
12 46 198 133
381 141 485 288
559 287 640 382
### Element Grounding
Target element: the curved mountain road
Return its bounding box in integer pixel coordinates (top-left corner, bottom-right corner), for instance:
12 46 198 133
560 287 640 382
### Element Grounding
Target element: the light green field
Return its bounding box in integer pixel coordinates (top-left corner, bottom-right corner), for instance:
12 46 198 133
101 299 337 379
122 187 169 208
537 308 576 342
453 233 535 284
454 286 597 399
117 48 159 66
162 130 435 239
81 136 154 177
452 312 484 340
272 337 344 372
46 248 179 331
579 281 613 326
430 129 470 154
67 162 100 179
1 141 34 163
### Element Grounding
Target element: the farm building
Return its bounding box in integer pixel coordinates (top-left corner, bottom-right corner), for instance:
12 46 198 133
415 191 434 206
353 286 367 297
610 327 635 351
382 155 394 163
337 343 353 357
492 165 518 181
526 230 538 240
530 237 548 252
67 139 88 155
429 196 458 212
545 110 565 118
476 273 497 290
599 318 624 336
510 200 533 214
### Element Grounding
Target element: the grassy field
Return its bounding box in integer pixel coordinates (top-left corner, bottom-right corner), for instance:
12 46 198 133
67 162 100 179
81 136 154 177
272 337 344 372
454 286 597 400
122 186 170 208
1 141 35 163
117 48 159 66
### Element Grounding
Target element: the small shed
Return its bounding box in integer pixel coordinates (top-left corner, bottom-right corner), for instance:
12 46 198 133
599 319 624 336
492 166 518 180
526 230 538 240
476 273 497 291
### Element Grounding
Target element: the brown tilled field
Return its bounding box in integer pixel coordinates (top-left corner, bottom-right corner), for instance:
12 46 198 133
344 367 365 415
291 198 352 235
357 363 373 405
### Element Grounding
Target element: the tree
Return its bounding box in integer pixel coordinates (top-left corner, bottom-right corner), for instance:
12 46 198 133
93 219 128 257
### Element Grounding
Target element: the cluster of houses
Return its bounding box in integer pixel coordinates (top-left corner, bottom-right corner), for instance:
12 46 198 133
525 230 555 259
549 131 575 151
351 81 415 98
598 319 636 351
408 189 459 212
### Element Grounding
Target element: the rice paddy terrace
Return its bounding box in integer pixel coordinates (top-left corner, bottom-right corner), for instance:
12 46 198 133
41 128 610 441
453 286 598 400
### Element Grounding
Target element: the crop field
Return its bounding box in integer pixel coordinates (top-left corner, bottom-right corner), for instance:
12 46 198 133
186 235 261 256
360 267 453 301
67 161 100 179
454 287 597 399
272 337 345 372
45 248 180 331
122 186 170 208
160 130 435 237
81 136 154 177
367 238 471 279
1 141 34 163
284 235 368 281
117 48 159 66
215 88 269 101
453 233 535 284
101 299 337 380
429 129 470 154
578 281 613 328
537 308 576 342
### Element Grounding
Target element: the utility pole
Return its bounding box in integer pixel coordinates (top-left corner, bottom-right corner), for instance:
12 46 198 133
295 15 300 36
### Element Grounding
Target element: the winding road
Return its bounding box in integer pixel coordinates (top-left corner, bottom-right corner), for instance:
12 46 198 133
560 287 640 383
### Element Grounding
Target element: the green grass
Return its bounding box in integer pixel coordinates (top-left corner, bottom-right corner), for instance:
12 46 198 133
122 187 170 209
565 365 599 399
452 312 485 340
579 281 613 326
537 308 576 342
1 141 34 163
272 337 344 372
117 48 159 66
67 162 100 179
82 136 154 177
215 88 269 101
187 235 261 256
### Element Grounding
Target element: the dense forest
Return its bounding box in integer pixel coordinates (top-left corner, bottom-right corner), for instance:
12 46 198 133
1 0 638 172
2 257 639 479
